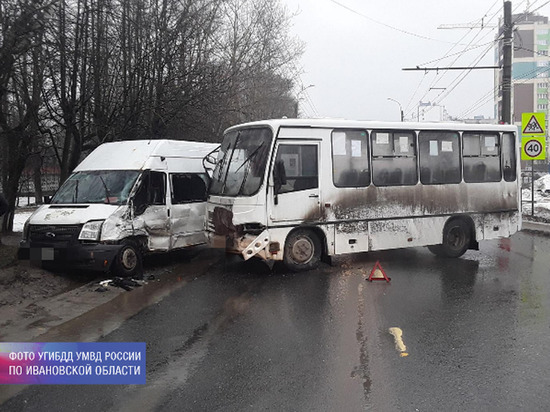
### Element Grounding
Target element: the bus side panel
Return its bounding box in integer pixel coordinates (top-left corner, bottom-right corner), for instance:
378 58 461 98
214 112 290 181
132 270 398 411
334 221 369 254
479 211 521 240
367 217 446 252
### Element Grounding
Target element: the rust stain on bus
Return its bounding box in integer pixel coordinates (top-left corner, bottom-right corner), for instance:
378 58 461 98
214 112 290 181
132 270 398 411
330 182 518 221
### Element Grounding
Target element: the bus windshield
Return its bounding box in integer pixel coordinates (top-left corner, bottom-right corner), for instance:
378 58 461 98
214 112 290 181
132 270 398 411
51 170 140 205
210 127 272 196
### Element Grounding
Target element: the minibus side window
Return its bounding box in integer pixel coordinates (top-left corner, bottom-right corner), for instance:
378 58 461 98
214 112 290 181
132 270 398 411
133 171 166 215
171 173 209 203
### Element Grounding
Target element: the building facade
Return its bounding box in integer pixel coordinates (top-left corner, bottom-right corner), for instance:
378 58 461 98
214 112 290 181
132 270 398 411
495 11 550 172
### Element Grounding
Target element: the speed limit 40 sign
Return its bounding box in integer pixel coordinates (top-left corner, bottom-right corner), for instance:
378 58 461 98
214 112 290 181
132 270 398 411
521 136 546 160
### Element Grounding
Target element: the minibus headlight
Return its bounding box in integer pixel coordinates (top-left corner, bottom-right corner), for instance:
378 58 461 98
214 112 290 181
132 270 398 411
79 220 104 241
22 219 30 240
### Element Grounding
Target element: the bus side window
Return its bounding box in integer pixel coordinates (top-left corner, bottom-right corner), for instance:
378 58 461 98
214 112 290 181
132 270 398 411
418 131 461 185
501 132 517 182
331 130 370 187
463 133 500 183
275 144 318 193
371 130 417 186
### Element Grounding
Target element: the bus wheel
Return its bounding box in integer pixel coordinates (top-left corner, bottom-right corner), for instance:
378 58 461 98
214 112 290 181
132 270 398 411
284 229 322 272
439 219 470 258
427 244 444 256
114 240 143 278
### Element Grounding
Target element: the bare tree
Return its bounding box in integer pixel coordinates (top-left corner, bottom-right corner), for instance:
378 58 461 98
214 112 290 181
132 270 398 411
0 0 50 232
0 0 303 225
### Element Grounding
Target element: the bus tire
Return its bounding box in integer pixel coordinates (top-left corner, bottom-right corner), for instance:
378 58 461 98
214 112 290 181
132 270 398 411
439 219 471 258
283 229 321 272
114 239 143 278
427 244 444 256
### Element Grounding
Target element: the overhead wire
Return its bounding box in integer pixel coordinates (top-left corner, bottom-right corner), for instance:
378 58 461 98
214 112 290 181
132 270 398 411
326 0 502 46
407 0 547 120
404 1 503 118
456 0 550 118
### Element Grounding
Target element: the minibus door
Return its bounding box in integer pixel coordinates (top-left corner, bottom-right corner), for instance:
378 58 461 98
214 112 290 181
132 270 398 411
131 171 170 250
269 142 321 223
169 173 209 248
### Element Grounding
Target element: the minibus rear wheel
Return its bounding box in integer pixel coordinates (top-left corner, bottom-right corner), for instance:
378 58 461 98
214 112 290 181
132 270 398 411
283 229 321 272
114 239 143 278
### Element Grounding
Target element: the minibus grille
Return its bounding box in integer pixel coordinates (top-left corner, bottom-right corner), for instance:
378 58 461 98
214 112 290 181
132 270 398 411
29 225 81 243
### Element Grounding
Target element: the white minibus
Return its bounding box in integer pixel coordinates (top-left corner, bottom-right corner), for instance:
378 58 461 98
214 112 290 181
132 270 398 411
19 139 218 276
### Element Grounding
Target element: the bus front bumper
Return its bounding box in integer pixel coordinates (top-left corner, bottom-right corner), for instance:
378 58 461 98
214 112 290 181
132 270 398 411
207 230 274 261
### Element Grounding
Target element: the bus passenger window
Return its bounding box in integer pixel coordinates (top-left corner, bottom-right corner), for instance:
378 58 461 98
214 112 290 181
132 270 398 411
371 130 417 186
418 131 461 184
331 130 370 187
463 133 500 183
501 133 517 182
275 144 318 193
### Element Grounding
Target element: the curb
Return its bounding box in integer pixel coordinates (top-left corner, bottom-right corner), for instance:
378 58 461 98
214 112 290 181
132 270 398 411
521 220 550 234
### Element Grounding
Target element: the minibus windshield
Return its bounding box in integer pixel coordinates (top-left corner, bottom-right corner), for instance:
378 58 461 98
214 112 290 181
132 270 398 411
210 127 272 196
51 170 140 205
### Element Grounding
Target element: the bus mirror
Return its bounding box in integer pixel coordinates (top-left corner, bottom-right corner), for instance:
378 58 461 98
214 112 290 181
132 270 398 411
273 160 287 196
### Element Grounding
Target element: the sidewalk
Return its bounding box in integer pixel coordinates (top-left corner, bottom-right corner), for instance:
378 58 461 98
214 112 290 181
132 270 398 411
522 219 550 235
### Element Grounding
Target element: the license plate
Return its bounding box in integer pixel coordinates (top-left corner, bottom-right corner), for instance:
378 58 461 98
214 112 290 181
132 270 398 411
41 248 54 261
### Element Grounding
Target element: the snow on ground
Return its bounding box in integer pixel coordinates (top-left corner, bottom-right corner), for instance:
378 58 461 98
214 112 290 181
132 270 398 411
520 173 550 219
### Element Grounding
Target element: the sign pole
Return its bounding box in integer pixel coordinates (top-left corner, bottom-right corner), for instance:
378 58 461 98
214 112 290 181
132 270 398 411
532 160 535 217
521 112 547 218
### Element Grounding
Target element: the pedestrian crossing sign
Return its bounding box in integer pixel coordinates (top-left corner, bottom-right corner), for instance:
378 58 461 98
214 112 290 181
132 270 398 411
522 112 546 136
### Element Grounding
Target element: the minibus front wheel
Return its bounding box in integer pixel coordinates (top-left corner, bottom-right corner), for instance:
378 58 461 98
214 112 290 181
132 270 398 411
283 228 322 272
114 239 143 278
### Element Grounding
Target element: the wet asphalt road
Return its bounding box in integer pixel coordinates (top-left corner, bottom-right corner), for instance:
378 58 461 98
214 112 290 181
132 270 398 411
2 230 550 411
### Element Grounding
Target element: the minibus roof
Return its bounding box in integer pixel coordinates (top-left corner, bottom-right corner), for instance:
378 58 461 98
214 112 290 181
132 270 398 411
75 140 219 171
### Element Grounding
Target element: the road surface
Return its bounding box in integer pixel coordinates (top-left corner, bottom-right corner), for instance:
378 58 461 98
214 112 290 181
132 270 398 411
1 229 550 411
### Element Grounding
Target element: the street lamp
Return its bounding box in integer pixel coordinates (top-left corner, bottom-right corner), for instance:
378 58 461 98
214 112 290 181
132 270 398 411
294 84 315 118
387 98 404 122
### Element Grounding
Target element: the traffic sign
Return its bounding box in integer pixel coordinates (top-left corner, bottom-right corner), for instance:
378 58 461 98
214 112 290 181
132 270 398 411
522 112 546 136
521 136 546 160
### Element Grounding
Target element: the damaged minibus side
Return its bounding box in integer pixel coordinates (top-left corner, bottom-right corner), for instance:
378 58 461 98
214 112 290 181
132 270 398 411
19 139 218 277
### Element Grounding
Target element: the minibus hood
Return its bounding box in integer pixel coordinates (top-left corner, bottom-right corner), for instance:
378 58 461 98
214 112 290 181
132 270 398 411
27 204 123 225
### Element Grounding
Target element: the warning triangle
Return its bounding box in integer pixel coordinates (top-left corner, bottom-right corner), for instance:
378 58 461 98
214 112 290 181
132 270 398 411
367 261 391 282
523 115 544 134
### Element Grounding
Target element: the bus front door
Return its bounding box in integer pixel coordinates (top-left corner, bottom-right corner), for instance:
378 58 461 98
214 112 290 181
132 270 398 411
269 142 321 223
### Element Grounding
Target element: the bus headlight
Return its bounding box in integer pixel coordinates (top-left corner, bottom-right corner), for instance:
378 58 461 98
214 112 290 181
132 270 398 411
79 220 104 241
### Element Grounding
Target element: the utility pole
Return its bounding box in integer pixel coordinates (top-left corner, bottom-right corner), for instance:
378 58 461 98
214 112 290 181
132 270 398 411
502 1 513 124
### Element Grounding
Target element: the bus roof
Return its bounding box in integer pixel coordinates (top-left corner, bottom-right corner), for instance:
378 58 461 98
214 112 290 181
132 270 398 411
224 118 518 134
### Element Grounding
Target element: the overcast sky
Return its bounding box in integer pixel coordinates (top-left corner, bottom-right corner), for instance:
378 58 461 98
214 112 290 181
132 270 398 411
282 0 550 122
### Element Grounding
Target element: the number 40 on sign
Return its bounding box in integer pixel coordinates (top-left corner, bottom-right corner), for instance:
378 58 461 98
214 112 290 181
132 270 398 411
521 136 546 160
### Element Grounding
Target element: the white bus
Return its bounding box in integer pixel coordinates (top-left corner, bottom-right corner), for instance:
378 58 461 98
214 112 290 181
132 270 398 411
206 119 521 271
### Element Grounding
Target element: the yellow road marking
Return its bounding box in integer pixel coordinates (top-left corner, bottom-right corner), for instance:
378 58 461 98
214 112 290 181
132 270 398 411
389 327 409 357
